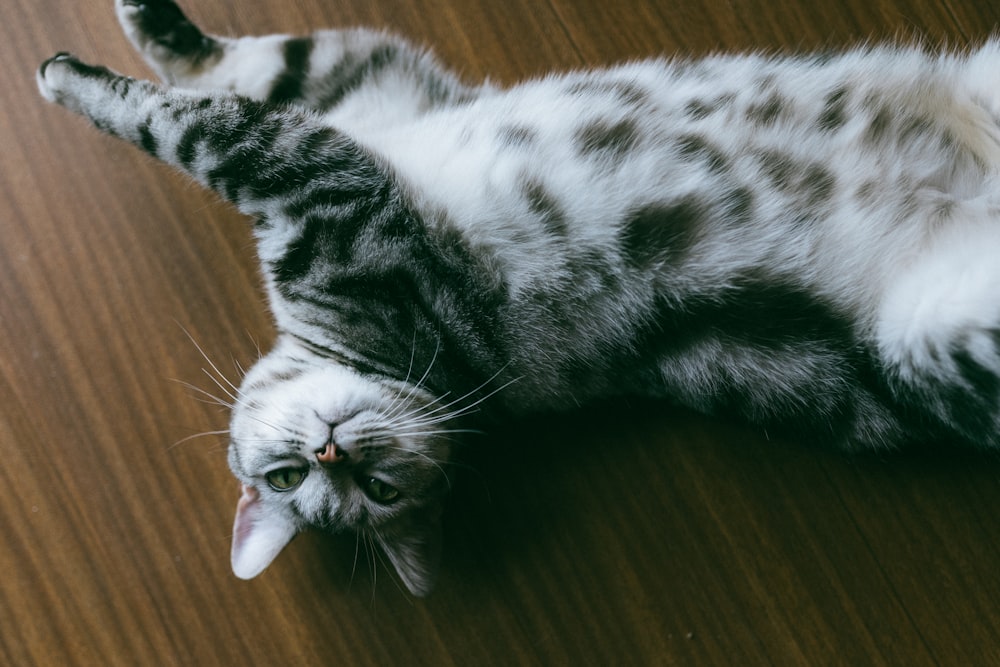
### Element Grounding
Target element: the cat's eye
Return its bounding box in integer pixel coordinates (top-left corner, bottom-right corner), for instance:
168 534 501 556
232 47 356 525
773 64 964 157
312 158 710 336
265 467 307 492
361 477 400 504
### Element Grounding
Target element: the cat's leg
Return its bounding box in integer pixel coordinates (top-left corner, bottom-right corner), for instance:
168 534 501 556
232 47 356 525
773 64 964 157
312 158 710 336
36 53 384 229
875 215 1000 446
114 0 224 87
114 0 479 114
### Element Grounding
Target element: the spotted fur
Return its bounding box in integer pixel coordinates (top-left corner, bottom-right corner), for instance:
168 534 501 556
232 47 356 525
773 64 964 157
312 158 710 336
37 0 1000 594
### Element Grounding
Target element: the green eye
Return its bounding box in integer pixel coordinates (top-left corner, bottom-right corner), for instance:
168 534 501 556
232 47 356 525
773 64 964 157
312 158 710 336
362 477 400 504
265 467 307 492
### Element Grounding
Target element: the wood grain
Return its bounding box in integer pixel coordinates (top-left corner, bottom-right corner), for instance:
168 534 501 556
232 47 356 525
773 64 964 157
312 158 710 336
3 0 1000 664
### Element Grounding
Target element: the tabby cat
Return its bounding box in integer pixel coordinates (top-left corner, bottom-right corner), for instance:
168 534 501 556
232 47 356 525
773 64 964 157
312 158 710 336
37 0 1000 595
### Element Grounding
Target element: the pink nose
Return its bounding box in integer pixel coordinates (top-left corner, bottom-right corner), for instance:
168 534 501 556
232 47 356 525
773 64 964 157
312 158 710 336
316 442 347 464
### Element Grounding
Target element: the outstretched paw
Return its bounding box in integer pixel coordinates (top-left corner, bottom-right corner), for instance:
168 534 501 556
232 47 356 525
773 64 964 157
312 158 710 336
36 53 133 123
116 0 217 62
37 53 109 103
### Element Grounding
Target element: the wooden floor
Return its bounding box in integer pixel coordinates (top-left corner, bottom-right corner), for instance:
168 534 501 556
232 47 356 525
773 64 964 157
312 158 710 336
4 0 1000 664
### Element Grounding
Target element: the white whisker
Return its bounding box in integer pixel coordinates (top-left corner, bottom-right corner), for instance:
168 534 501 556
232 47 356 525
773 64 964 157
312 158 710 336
382 337 442 423
202 367 240 404
364 531 383 604
179 325 244 401
388 373 520 431
168 428 231 450
348 533 362 593
220 402 289 433
370 428 483 440
244 328 264 361
170 378 234 410
368 529 409 600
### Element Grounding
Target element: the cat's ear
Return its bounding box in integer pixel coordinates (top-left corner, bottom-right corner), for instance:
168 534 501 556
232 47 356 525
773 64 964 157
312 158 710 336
376 500 444 597
230 484 298 579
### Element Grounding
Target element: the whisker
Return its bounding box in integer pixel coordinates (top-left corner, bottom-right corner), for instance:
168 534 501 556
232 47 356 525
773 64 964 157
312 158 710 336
244 328 264 361
377 444 453 491
204 440 231 455
401 330 420 386
384 390 453 427
168 428 231 450
400 363 517 423
348 532 362 594
382 337 442 424
230 435 305 444
363 531 381 605
434 375 522 421
242 414 284 433
380 349 418 423
369 529 409 600
202 367 239 404
179 324 244 400
170 378 234 410
188 396 233 409
388 373 520 430
365 427 484 440
232 356 249 381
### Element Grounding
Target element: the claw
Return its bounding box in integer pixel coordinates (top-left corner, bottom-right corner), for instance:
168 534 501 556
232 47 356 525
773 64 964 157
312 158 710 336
39 52 74 76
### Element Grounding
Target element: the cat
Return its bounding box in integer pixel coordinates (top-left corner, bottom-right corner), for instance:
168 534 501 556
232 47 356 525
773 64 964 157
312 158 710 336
36 0 1000 595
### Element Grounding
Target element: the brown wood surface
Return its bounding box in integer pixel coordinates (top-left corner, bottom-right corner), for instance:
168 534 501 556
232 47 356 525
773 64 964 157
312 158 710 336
4 0 1000 664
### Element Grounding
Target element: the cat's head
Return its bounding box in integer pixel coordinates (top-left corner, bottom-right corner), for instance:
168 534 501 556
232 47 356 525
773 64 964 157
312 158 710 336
226 335 451 596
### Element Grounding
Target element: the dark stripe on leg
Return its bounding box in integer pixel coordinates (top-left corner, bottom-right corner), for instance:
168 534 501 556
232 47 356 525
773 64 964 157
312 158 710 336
176 119 207 168
268 37 314 104
314 45 401 111
138 117 158 156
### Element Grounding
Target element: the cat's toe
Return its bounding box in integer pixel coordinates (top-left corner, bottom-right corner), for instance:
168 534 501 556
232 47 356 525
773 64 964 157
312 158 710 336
37 53 78 102
115 0 146 24
39 52 75 77
37 55 117 106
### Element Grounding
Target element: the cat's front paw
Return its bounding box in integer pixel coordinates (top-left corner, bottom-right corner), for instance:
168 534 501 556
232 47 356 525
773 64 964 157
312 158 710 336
37 53 80 103
37 54 116 107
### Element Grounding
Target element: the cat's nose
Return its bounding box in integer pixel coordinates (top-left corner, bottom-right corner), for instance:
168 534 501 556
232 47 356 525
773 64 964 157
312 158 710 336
316 442 347 465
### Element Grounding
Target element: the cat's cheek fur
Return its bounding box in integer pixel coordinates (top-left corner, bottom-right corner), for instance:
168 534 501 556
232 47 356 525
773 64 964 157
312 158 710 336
375 499 445 597
231 484 299 580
